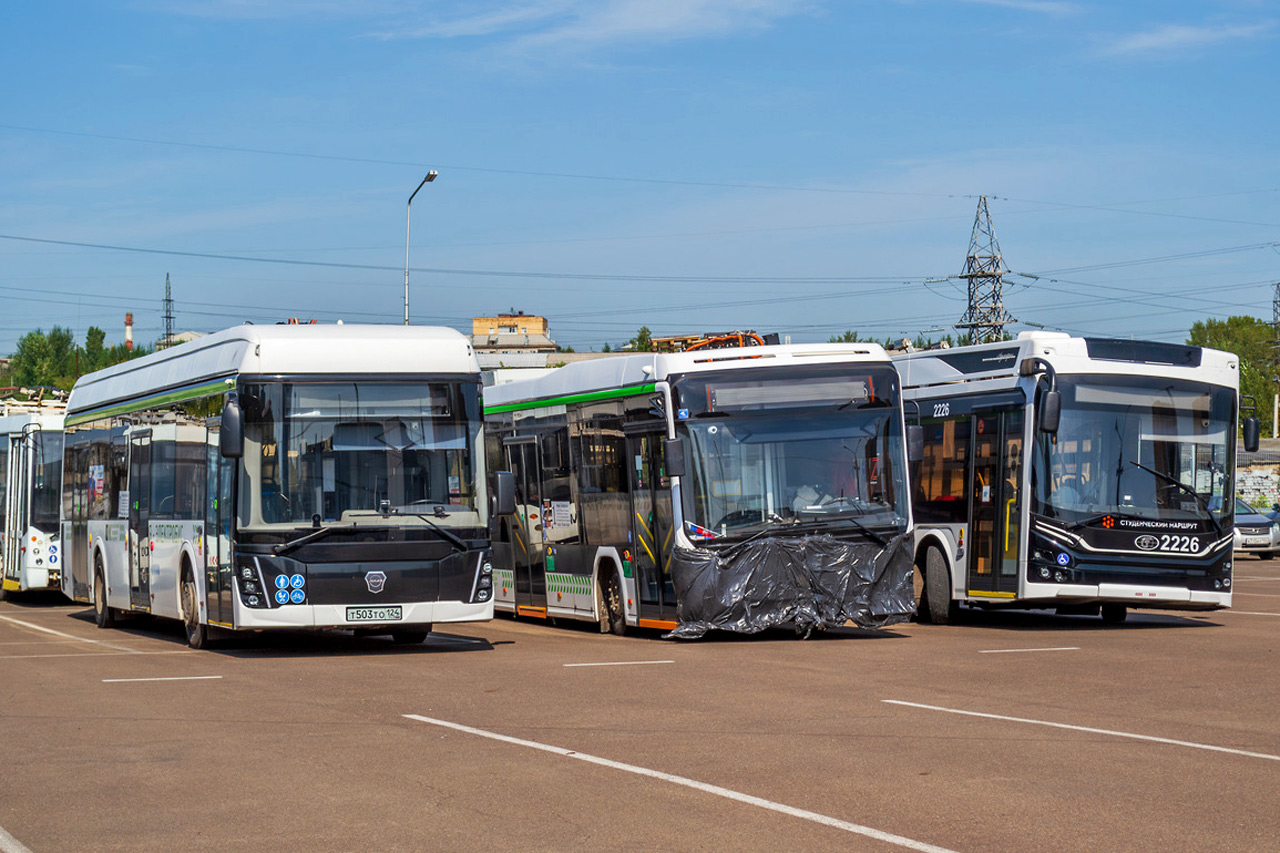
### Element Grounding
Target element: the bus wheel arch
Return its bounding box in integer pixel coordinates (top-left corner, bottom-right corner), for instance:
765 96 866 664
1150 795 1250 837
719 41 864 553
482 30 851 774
179 556 208 649
915 539 958 625
93 550 116 629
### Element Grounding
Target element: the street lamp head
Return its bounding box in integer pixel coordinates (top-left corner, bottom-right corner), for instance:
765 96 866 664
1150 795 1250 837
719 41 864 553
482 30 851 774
426 170 438 182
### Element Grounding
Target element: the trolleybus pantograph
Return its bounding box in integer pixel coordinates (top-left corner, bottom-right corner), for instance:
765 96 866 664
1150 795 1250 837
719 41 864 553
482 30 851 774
484 343 922 638
60 324 514 648
0 393 66 599
895 332 1260 624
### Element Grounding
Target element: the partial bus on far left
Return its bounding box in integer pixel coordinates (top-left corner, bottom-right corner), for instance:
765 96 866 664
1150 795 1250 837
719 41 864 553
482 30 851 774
0 393 66 599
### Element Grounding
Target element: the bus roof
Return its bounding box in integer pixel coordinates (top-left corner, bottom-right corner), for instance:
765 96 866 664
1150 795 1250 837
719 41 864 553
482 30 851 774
893 331 1239 391
483 343 891 410
67 324 477 418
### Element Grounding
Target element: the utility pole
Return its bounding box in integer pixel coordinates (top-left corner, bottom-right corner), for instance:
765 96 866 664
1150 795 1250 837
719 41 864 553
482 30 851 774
955 195 1015 345
1272 281 1279 438
162 273 174 349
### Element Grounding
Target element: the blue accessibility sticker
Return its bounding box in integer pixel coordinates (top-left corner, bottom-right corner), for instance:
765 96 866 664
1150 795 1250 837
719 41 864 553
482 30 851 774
1056 553 1071 566
275 574 291 590
49 555 57 564
290 573 305 589
48 545 57 554
274 589 291 605
290 589 306 604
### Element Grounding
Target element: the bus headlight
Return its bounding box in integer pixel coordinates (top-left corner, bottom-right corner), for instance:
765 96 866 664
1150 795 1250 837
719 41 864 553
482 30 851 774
476 588 491 602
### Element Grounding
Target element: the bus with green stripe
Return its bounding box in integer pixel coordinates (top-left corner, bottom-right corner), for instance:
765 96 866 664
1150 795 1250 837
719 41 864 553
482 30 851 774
482 344 920 638
0 394 66 600
60 324 512 648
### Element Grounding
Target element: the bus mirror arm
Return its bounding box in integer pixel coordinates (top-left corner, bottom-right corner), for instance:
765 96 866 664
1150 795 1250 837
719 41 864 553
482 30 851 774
1021 357 1060 435
220 395 244 459
664 437 687 478
907 425 924 463
491 471 516 518
1241 394 1260 453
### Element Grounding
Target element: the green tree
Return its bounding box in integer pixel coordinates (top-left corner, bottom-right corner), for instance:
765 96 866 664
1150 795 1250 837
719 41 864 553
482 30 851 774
1189 315 1275 436
601 342 612 353
3 326 150 392
628 326 654 352
828 330 868 343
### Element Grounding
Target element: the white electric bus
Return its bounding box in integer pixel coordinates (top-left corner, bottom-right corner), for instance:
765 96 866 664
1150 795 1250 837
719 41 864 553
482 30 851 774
61 324 511 648
0 395 66 598
483 344 919 638
895 332 1259 624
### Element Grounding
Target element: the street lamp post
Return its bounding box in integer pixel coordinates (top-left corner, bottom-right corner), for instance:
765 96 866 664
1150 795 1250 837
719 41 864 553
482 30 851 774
404 170 438 325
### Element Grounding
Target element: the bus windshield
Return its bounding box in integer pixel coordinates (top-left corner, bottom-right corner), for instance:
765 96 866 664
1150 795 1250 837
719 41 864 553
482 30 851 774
672 366 908 540
241 380 483 527
31 430 63 533
1031 375 1235 525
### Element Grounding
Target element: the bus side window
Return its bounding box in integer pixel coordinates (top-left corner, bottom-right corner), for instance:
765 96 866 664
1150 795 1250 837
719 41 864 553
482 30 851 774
915 417 971 524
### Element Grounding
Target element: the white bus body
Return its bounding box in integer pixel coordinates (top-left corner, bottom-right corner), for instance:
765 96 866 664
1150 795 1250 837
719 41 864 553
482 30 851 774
896 332 1241 623
61 325 496 647
484 344 917 638
0 399 66 597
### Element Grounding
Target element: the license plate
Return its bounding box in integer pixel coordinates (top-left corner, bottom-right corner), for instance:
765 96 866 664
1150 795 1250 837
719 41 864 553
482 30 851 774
1245 536 1269 546
346 606 403 623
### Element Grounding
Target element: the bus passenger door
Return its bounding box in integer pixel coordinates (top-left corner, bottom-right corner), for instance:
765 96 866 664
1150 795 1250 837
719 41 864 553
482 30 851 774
505 438 546 614
627 431 676 624
128 431 152 610
204 424 236 627
967 411 1022 598
1 434 23 589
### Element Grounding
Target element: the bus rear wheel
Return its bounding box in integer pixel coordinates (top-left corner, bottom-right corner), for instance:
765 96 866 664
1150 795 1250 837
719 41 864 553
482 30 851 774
181 565 209 649
94 560 116 629
601 569 627 636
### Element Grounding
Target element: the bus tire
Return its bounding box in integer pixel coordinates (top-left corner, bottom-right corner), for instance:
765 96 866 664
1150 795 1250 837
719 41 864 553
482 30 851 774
180 562 209 649
391 628 430 644
1100 603 1127 624
601 568 627 636
94 560 116 629
923 546 957 625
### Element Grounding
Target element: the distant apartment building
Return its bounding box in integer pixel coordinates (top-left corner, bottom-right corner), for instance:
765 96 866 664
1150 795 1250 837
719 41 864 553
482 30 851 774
470 312 557 368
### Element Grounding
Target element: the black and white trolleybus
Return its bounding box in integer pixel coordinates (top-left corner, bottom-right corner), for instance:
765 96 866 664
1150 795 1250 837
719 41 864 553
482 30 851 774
895 332 1260 624
483 343 919 638
0 394 66 598
60 324 510 648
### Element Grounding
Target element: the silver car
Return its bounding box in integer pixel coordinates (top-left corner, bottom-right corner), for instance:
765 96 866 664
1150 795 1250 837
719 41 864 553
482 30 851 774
1233 497 1280 559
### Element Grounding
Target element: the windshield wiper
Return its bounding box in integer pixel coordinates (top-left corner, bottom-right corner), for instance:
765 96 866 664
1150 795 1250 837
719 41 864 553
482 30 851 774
793 510 891 546
273 524 357 557
393 511 469 553
1127 460 1222 535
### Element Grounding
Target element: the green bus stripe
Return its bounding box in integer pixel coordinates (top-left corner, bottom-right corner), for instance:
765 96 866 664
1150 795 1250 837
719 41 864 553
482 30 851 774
484 383 656 415
66 378 232 426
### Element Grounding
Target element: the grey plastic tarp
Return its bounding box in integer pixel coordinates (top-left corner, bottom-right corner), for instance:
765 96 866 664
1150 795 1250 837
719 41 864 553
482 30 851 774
666 531 914 639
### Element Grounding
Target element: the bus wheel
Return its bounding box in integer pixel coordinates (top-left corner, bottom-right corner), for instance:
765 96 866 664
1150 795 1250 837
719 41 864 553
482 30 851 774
180 565 208 649
94 560 116 629
391 628 430 644
1100 603 1128 624
601 569 627 636
924 546 957 625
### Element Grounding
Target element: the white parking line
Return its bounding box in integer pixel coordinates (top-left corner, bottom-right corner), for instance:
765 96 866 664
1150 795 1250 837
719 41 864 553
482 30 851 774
0 615 143 654
403 714 958 853
102 675 222 683
1227 611 1280 617
0 823 33 853
884 700 1280 762
0 650 193 660
978 647 1080 654
563 660 675 668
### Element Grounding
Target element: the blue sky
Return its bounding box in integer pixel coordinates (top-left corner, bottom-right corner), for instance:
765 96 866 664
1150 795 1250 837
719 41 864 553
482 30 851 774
2 0 1278 353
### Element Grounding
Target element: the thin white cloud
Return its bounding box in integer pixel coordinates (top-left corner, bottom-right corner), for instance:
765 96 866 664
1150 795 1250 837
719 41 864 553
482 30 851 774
1103 20 1276 56
955 0 1081 15
372 0 816 47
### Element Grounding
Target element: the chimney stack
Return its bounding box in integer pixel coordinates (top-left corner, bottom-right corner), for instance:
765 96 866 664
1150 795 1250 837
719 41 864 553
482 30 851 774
125 313 134 351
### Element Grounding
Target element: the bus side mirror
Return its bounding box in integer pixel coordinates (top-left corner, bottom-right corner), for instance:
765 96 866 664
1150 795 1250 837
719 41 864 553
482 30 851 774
220 396 244 459
907 425 924 463
1243 416 1260 453
664 437 687 478
491 471 516 517
1039 390 1061 435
